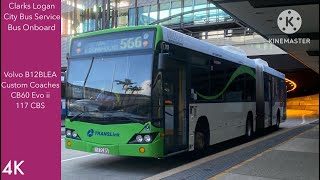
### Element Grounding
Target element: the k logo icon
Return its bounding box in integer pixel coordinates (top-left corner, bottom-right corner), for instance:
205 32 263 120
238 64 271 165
277 9 302 34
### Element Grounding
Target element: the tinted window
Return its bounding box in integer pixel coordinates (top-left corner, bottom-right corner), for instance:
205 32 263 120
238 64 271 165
191 66 210 101
224 63 244 102
210 59 226 101
244 73 256 101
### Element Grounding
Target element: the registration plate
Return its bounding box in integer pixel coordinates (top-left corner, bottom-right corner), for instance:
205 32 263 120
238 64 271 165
94 147 109 154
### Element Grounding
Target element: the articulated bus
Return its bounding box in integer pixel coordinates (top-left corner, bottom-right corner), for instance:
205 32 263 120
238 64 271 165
65 25 286 157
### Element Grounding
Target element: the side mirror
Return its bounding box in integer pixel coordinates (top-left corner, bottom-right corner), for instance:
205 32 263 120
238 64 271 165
63 70 68 84
158 53 169 71
191 89 197 100
66 53 70 61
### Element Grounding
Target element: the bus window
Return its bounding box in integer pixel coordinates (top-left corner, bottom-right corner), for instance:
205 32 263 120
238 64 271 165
190 66 210 102
244 73 256 101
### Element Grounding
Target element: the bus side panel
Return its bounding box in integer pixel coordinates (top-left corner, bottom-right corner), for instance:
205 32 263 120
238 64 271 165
256 65 265 130
189 102 255 146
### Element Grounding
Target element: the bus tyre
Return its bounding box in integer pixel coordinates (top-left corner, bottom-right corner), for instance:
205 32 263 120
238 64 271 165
195 131 206 150
194 120 210 153
245 115 253 139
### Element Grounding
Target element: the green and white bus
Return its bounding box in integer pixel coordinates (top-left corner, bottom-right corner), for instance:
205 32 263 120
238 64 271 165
65 25 287 157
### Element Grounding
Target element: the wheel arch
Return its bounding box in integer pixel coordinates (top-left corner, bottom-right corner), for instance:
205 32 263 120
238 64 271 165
195 116 210 145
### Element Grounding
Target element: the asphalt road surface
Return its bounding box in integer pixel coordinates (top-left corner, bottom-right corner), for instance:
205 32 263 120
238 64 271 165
61 116 318 180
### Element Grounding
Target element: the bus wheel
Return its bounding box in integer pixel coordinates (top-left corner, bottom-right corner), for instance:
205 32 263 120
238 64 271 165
245 114 253 139
195 131 206 150
194 118 209 151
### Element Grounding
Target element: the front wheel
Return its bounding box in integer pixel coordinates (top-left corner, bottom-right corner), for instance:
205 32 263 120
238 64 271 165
194 131 206 150
192 129 209 158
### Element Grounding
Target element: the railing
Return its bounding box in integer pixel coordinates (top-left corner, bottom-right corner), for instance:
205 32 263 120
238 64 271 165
149 7 234 27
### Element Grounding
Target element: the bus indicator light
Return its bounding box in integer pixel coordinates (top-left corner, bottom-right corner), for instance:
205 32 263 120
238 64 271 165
143 41 149 47
67 141 72 147
139 147 145 153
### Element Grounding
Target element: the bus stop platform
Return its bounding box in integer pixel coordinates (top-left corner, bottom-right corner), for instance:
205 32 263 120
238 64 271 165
212 124 319 180
146 121 319 180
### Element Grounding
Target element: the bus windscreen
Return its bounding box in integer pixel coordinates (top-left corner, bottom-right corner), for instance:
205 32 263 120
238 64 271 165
70 29 155 56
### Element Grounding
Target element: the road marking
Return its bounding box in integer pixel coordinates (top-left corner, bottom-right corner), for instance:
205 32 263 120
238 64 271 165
62 154 99 162
301 114 318 125
301 114 307 124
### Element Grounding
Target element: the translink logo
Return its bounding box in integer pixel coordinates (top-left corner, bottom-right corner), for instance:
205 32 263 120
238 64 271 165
87 129 94 137
87 129 120 137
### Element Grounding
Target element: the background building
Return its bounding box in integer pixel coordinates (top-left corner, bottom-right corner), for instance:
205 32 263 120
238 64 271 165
61 0 319 97
61 0 233 66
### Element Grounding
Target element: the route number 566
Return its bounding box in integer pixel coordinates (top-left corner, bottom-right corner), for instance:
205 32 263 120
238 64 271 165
2 160 24 175
120 37 142 49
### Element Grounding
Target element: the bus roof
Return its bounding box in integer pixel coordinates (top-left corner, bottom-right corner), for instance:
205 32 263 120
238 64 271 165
71 25 285 79
161 26 285 79
72 25 161 39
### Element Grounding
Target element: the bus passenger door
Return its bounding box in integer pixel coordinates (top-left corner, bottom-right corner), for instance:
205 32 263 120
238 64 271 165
163 59 188 155
264 76 272 127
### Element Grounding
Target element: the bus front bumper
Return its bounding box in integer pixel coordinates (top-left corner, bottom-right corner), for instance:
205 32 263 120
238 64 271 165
65 138 163 158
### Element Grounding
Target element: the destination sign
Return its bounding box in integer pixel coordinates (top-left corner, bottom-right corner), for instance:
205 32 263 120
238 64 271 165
70 29 155 56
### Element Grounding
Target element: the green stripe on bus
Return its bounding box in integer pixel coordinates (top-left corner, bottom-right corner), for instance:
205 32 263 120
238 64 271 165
196 65 256 100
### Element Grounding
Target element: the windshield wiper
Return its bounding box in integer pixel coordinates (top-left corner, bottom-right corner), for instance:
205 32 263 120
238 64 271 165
70 111 97 122
69 105 98 122
70 108 147 124
97 111 147 124
119 115 146 124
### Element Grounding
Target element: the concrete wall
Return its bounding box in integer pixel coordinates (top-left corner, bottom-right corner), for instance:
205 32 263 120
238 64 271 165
286 94 319 118
287 94 319 112
203 33 287 56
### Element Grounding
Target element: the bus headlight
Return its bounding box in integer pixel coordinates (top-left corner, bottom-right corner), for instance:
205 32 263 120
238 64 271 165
66 130 72 137
128 133 158 144
65 128 81 140
72 131 78 138
144 135 152 143
136 135 143 143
